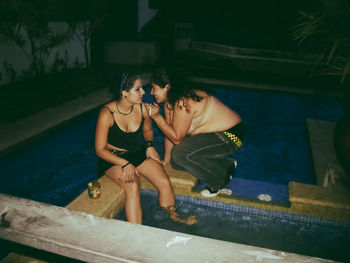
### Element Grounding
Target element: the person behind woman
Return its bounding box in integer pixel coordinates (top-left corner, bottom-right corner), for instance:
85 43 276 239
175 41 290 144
146 68 244 198
95 72 177 224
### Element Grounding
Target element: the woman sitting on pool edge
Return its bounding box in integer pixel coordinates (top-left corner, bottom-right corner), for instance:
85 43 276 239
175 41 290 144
95 72 196 224
146 67 244 198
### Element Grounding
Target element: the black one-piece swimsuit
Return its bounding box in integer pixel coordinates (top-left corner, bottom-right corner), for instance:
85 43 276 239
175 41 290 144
97 104 147 177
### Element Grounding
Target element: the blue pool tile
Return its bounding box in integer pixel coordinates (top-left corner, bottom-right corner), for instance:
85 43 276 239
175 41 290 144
228 177 289 203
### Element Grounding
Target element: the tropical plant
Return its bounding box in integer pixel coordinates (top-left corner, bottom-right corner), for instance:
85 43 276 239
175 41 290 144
291 0 350 85
72 21 91 68
0 0 73 79
64 0 111 69
3 60 16 82
67 18 107 69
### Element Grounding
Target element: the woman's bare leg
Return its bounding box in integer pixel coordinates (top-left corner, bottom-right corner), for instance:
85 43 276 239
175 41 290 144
137 158 175 207
137 159 197 225
105 166 142 224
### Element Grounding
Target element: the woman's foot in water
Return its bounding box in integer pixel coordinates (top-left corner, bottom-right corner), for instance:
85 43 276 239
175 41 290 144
162 205 198 225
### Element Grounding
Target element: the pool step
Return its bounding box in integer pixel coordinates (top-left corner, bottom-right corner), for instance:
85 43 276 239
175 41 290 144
229 177 289 204
140 164 197 195
65 166 196 220
288 119 350 220
66 176 125 219
307 119 343 186
289 181 350 220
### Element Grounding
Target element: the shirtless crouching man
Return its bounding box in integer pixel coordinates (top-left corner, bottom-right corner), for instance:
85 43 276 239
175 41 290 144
146 68 244 198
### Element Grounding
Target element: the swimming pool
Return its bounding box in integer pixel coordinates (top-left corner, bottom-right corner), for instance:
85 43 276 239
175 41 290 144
115 189 350 262
0 87 344 260
0 110 100 207
153 88 343 202
0 88 343 206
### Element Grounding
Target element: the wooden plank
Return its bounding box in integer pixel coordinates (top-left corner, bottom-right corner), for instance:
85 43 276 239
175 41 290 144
0 193 332 263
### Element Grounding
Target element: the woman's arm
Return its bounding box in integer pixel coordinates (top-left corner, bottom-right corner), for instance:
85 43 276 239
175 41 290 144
148 101 194 144
163 137 174 165
141 103 161 163
142 103 154 142
95 107 129 167
163 103 174 164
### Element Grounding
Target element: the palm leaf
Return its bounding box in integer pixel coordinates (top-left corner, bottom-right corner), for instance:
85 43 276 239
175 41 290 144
291 0 350 85
0 22 25 48
327 40 341 64
341 54 350 84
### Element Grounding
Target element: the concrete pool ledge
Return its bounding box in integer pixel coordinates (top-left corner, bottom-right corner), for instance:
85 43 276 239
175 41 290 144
64 165 198 220
0 88 113 155
2 166 348 263
68 163 349 223
66 176 126 218
141 165 197 195
1 193 336 263
1 171 347 263
296 118 350 222
289 182 350 221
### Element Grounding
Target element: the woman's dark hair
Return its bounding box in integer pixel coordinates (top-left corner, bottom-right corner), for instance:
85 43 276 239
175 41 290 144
151 67 203 108
110 72 139 101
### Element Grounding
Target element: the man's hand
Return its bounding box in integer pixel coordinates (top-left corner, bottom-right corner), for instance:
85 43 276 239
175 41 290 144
146 147 161 164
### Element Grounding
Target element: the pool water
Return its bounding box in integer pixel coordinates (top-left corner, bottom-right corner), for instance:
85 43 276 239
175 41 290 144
0 87 345 260
116 190 350 262
0 110 100 207
0 88 343 206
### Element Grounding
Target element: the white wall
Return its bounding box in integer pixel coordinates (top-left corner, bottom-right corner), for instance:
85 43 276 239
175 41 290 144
0 22 89 85
104 41 159 65
138 0 157 32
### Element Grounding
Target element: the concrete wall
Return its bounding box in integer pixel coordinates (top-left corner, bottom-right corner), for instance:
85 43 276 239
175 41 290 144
174 23 195 51
190 41 318 77
104 41 159 65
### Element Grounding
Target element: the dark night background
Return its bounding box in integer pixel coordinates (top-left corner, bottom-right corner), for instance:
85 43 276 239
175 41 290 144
0 0 316 64
0 0 324 125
